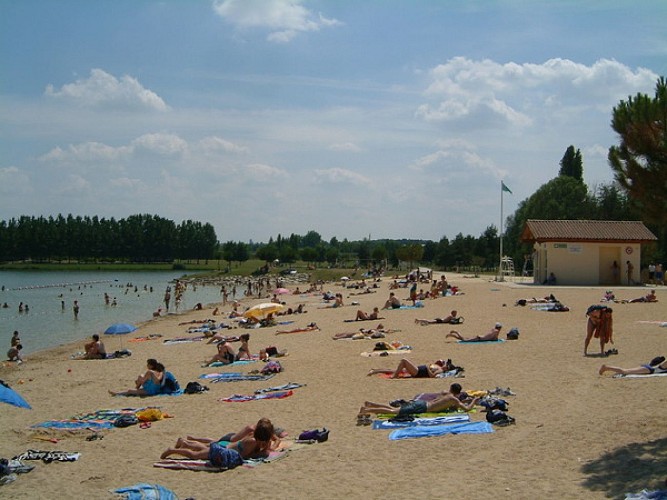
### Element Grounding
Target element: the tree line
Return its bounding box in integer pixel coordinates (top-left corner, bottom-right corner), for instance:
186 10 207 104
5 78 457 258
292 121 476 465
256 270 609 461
0 214 217 263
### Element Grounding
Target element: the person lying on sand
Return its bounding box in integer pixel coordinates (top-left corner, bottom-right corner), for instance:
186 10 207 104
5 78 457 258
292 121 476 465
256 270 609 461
367 358 451 378
415 310 461 326
332 324 395 340
599 355 667 376
275 323 319 335
357 383 479 421
619 290 658 303
355 307 382 321
515 294 557 306
446 323 502 342
160 418 277 463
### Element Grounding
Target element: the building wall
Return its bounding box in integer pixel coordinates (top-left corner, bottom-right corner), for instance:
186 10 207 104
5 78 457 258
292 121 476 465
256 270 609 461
532 242 641 285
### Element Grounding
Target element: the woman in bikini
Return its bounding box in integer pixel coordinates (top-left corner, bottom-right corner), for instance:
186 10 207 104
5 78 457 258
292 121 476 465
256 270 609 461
367 358 448 378
235 334 251 360
599 356 667 376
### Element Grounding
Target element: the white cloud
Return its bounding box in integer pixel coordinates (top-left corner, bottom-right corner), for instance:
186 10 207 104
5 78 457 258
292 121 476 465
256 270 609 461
213 0 341 42
59 174 90 194
313 167 372 187
45 69 168 111
110 177 142 188
328 142 362 152
131 133 188 156
416 57 657 128
197 136 248 154
243 163 287 180
0 166 32 195
39 142 129 163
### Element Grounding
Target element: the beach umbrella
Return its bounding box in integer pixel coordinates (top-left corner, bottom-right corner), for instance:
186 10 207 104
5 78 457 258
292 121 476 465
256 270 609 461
243 303 284 319
104 323 137 350
0 381 31 409
273 288 290 295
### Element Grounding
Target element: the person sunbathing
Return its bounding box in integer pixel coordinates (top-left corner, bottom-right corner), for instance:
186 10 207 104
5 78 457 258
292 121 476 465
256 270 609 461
367 358 449 378
275 323 319 335
415 310 461 326
83 334 107 359
446 323 502 342
626 290 658 303
332 324 393 340
109 359 164 396
203 341 236 366
355 307 382 321
382 292 402 309
599 356 667 376
160 418 277 465
357 383 479 420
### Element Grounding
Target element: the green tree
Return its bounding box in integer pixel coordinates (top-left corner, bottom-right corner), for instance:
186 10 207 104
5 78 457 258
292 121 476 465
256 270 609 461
559 145 583 180
608 76 667 227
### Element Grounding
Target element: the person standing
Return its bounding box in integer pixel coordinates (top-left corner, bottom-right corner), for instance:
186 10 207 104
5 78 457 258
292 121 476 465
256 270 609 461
626 260 634 285
73 300 80 319
611 261 620 285
648 263 656 284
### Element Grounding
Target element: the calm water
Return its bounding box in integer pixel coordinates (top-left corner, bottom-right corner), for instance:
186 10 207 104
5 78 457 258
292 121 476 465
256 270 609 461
1 271 227 355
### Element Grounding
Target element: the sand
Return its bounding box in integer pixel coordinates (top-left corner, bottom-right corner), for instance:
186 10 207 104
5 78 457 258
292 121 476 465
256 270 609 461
1 273 665 499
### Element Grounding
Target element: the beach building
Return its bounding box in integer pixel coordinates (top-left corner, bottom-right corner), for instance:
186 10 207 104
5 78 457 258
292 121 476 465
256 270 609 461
521 220 657 286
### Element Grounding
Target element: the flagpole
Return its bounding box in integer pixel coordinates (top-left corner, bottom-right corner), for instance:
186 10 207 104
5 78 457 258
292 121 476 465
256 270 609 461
499 181 504 282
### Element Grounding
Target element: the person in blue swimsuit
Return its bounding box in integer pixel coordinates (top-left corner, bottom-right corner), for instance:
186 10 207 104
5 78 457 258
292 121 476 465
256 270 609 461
109 358 164 396
599 356 667 376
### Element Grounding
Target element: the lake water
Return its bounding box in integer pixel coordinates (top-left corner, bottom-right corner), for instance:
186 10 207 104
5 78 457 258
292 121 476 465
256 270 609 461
0 271 229 355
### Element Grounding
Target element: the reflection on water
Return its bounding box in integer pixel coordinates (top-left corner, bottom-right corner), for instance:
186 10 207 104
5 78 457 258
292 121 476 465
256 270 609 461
0 271 227 355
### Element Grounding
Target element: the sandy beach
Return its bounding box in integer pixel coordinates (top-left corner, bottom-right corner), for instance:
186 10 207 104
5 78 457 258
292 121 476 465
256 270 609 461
1 273 665 499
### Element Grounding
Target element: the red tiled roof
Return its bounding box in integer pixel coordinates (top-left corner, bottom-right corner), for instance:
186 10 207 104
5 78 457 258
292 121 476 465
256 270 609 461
521 220 657 243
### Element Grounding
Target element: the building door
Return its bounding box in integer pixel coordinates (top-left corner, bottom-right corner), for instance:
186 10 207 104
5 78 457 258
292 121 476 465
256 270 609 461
599 247 621 285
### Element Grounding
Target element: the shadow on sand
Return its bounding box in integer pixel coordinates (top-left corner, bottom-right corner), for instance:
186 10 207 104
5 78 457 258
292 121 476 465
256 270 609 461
581 436 667 498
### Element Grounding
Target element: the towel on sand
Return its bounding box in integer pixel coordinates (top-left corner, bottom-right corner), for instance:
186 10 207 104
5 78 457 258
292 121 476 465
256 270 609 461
199 372 276 383
113 483 178 500
218 390 293 402
613 372 667 379
389 421 494 440
153 449 290 472
457 339 505 344
372 414 470 429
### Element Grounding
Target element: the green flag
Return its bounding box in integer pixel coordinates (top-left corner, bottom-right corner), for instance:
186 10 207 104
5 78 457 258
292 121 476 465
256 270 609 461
501 181 512 194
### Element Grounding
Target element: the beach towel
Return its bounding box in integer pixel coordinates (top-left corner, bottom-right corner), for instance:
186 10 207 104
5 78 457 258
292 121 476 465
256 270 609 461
200 373 277 383
625 489 667 499
205 359 257 368
457 339 505 344
361 349 412 357
218 390 293 402
33 407 147 430
153 449 290 472
254 382 305 394
13 450 81 463
163 337 206 345
613 372 667 379
388 421 494 440
113 483 178 500
372 414 470 430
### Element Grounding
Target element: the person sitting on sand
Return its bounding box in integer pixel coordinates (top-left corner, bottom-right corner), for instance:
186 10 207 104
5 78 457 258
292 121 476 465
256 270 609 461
7 344 23 362
599 355 667 376
446 323 502 342
235 333 252 361
415 310 461 326
275 323 319 335
357 383 479 420
160 418 277 465
83 334 107 360
204 341 236 366
109 359 164 396
356 307 382 321
367 358 450 378
584 305 614 357
382 292 402 310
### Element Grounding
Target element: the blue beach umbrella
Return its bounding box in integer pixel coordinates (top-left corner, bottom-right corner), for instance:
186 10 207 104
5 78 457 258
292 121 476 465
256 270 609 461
104 323 137 350
0 381 32 409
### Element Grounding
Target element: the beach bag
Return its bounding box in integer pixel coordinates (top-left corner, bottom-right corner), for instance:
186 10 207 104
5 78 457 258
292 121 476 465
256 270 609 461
298 428 330 443
507 328 519 340
114 415 139 427
184 381 208 394
261 360 282 375
486 410 515 426
480 398 508 412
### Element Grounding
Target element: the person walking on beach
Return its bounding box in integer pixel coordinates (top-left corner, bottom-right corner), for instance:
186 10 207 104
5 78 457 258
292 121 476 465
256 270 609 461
73 300 80 320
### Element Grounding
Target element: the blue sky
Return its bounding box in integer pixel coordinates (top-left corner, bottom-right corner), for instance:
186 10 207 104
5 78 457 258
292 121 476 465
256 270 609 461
1 1 665 243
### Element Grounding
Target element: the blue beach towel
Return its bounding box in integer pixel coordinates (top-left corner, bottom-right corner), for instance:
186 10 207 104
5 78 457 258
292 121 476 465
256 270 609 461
372 414 470 430
457 339 505 344
388 421 494 440
113 482 178 499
